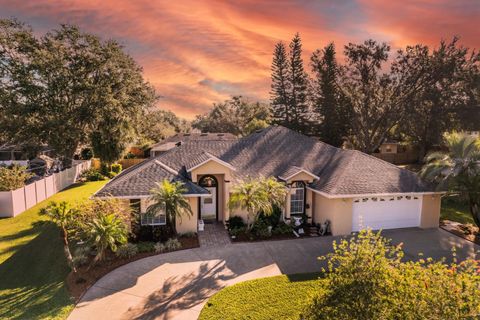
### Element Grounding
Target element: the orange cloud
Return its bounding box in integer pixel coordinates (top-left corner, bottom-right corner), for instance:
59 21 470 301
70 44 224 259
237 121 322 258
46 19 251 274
0 0 478 119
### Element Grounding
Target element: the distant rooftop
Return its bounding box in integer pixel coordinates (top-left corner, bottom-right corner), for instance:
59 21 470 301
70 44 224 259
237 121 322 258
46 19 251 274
150 132 237 151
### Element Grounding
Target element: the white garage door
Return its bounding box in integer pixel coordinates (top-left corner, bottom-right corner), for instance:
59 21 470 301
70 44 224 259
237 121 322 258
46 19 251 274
352 196 422 232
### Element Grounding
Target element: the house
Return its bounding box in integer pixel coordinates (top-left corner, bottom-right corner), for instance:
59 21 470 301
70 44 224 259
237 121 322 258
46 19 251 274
149 132 237 157
95 126 442 236
378 140 399 154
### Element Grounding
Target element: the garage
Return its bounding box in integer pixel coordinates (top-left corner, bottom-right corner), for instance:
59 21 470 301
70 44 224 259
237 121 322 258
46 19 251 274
352 195 422 232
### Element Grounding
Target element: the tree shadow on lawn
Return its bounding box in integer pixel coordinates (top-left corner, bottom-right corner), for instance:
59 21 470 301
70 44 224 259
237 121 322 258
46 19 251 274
0 222 73 320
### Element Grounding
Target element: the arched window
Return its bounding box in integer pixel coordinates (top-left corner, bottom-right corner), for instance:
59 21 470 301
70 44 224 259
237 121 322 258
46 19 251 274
290 181 305 215
198 175 218 188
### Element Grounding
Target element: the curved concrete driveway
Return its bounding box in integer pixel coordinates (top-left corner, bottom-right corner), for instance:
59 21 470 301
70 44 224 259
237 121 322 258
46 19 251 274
68 228 479 320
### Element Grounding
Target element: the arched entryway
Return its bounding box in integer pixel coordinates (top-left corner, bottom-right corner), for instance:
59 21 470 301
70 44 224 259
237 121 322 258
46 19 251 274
198 175 218 221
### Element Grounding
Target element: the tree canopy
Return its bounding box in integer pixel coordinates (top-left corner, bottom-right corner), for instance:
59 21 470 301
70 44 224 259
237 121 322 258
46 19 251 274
0 19 156 165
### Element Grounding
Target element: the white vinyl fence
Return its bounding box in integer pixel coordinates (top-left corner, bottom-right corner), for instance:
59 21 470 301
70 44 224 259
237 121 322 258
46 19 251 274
0 160 91 218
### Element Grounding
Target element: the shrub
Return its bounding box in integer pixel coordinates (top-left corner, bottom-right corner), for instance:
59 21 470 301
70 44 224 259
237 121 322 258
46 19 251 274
302 229 480 320
154 242 166 253
111 163 122 174
80 148 93 160
164 238 182 251
227 216 245 230
0 165 34 191
124 152 136 159
107 171 117 179
116 243 138 259
272 222 293 235
253 219 271 238
230 226 246 237
136 241 156 253
81 168 106 181
72 246 91 267
257 205 282 228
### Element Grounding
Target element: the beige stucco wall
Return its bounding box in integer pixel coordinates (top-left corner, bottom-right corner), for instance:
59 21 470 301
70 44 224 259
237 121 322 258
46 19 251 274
420 194 441 228
286 172 316 184
190 160 233 182
313 193 353 236
176 197 198 234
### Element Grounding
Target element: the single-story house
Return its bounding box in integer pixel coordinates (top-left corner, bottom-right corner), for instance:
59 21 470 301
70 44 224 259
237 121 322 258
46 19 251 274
95 126 442 236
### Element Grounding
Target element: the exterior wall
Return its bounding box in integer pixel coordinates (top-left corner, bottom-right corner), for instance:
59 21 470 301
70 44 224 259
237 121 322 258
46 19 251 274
177 197 198 233
286 172 316 184
191 160 234 223
312 192 353 236
379 143 398 154
420 194 441 228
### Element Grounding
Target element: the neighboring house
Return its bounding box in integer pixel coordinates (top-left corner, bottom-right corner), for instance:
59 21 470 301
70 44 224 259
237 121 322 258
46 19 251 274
378 140 399 154
149 132 237 157
0 144 55 166
95 126 442 236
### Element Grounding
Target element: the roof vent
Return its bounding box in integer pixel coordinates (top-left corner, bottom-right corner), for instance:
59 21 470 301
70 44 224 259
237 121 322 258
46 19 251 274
217 133 224 137
200 133 208 136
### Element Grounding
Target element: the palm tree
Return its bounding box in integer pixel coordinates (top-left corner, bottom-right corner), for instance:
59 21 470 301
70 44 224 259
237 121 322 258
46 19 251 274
85 213 128 264
229 177 287 230
147 179 193 235
421 132 480 227
40 201 79 272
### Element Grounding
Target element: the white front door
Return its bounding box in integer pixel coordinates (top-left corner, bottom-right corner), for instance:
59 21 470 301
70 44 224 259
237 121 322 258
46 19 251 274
352 196 422 232
201 187 217 220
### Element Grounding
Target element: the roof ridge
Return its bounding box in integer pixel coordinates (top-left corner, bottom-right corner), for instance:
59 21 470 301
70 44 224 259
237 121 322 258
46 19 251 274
102 158 157 187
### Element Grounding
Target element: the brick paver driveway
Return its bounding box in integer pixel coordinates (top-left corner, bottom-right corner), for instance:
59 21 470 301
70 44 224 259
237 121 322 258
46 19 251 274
68 228 479 320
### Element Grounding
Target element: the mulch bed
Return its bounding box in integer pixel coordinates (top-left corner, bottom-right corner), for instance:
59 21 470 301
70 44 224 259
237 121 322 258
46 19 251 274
66 236 199 302
440 220 480 246
230 227 329 243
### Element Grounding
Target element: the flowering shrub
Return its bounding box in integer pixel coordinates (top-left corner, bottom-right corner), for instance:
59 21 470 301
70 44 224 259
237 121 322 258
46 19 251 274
0 165 33 191
303 230 480 320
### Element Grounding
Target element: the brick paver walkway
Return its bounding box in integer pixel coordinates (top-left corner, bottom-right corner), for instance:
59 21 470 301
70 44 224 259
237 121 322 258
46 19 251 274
198 222 231 247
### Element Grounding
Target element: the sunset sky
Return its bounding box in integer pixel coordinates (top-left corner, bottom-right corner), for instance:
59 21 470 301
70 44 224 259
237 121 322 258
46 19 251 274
1 0 478 119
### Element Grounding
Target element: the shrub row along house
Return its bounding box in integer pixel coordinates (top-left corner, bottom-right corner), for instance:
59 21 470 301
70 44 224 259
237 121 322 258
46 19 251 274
95 126 442 236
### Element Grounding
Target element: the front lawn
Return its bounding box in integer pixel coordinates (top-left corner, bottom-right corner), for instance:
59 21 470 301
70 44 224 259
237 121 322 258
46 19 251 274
441 196 474 225
0 181 108 320
199 273 324 320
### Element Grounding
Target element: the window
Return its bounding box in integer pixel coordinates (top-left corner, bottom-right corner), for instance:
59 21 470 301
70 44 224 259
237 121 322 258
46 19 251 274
290 181 305 215
141 212 166 226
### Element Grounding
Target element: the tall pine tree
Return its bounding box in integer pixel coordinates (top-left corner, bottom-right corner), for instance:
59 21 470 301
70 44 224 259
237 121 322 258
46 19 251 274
288 33 311 133
270 33 311 133
311 43 349 147
270 42 290 126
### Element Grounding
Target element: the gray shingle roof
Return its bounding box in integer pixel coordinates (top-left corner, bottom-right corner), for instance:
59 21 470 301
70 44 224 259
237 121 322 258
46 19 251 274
150 132 237 151
96 125 432 198
95 158 209 197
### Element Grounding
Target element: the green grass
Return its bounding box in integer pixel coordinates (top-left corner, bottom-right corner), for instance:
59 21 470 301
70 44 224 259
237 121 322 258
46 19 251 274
441 197 474 225
199 273 324 320
0 181 108 320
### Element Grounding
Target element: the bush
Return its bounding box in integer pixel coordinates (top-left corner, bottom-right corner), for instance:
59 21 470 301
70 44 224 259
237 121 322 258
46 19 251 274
272 222 293 235
116 243 138 258
80 148 93 160
0 165 34 191
230 226 246 237
302 229 480 320
107 171 117 179
252 219 271 238
81 168 106 181
72 246 91 267
111 163 122 174
154 242 165 253
227 216 245 230
124 152 136 159
136 241 156 253
258 205 282 228
164 238 182 251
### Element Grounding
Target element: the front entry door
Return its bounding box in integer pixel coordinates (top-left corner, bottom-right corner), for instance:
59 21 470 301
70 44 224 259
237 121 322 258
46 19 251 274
201 187 217 221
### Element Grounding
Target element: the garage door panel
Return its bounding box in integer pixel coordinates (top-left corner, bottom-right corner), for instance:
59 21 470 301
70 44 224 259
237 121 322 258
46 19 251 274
352 197 422 232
